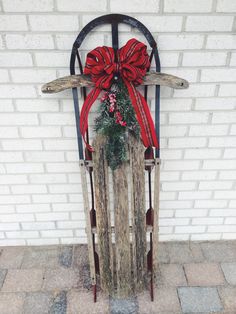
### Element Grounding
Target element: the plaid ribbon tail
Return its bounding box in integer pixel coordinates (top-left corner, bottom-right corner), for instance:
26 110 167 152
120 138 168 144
80 87 101 151
124 79 158 148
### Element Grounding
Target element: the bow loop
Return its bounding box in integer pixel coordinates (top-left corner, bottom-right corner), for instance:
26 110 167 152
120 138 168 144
81 38 158 151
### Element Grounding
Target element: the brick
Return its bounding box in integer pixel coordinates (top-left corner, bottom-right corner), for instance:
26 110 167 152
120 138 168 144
32 194 67 203
57 0 107 11
210 209 236 217
162 182 195 191
192 217 224 225
42 268 79 290
189 125 228 136
215 191 236 199
230 125 236 135
135 16 183 32
24 292 53 314
185 148 221 159
21 126 62 138
6 34 54 50
0 223 21 231
174 84 215 98
191 233 222 241
213 112 236 124
175 226 206 233
12 184 46 194
195 98 236 111
67 290 109 314
0 175 28 184
186 16 233 31
56 33 104 51
2 0 54 11
160 149 182 160
206 35 236 49
221 263 236 285
43 139 77 150
0 247 25 268
11 69 56 83
0 52 33 67
0 152 24 163
29 174 67 184
203 160 236 169
40 113 75 125
46 163 79 174
16 99 59 112
183 52 227 66
219 287 236 311
2 139 42 151
217 0 236 12
35 52 70 67
169 137 207 148
25 152 64 162
208 225 236 232
178 287 223 313
0 15 28 31
0 213 34 222
164 0 212 12
160 218 189 226
138 289 180 313
200 180 233 191
48 184 81 193
2 269 44 292
182 170 217 180
6 163 44 174
110 0 159 13
159 264 187 286
6 231 39 239
175 209 208 217
0 293 25 314
167 242 204 263
0 85 36 99
230 53 236 66
22 247 59 269
27 238 59 246
29 15 79 31
36 212 69 222
170 112 209 125
158 52 179 67
184 263 225 286
0 69 9 82
0 127 19 138
22 222 55 230
209 137 236 148
225 218 236 224
195 200 227 208
219 84 236 96
202 69 236 82
164 160 200 170
157 34 204 50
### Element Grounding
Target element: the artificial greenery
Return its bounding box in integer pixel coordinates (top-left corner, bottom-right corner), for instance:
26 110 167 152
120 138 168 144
94 80 140 170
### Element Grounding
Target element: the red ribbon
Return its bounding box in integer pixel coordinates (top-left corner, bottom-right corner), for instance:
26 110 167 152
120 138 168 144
81 38 158 151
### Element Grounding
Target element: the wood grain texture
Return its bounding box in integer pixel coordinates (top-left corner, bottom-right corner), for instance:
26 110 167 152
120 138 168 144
80 161 96 286
93 135 113 294
41 71 189 93
112 161 132 297
129 135 147 292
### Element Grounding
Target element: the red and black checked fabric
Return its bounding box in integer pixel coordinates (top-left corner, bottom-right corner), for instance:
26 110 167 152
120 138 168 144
80 38 158 151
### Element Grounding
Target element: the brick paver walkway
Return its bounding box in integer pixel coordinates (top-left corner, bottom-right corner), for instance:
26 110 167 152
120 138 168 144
0 241 235 313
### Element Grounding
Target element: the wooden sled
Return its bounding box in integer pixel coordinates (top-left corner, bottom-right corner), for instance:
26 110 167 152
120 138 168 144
42 14 189 301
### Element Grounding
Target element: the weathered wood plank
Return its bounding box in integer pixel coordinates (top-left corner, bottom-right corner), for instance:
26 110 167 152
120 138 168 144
41 71 189 94
129 135 147 291
153 158 160 280
80 161 96 286
93 135 113 294
113 161 132 297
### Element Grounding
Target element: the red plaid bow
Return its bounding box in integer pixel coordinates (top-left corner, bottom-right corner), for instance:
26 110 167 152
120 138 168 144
80 38 158 151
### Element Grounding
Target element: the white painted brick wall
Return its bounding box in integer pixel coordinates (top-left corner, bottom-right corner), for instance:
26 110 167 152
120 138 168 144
0 0 236 245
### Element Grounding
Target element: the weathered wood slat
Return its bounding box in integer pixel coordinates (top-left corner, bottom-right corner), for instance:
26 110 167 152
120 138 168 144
153 158 160 280
112 162 132 297
80 161 96 286
41 71 189 94
93 135 113 294
129 135 147 291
